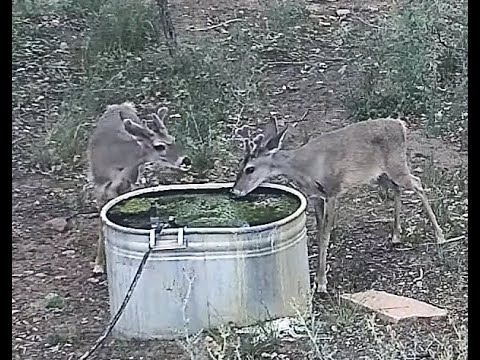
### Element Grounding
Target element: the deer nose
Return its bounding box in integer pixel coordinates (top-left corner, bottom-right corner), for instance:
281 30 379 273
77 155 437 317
230 188 243 198
181 156 191 166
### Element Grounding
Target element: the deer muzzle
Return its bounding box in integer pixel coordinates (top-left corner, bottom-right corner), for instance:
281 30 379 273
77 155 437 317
230 187 247 198
177 156 192 171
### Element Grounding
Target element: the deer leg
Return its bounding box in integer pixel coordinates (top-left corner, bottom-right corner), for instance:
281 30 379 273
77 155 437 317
311 196 324 287
93 177 132 275
409 175 445 243
330 211 338 244
315 196 337 293
93 217 105 274
312 196 325 234
93 191 110 275
391 185 403 243
378 174 402 243
387 171 445 244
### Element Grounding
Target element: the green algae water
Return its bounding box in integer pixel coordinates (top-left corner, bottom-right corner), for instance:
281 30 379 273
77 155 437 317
107 189 300 229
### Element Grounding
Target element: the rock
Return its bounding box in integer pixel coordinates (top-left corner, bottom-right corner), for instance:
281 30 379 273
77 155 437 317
306 4 322 14
44 217 71 232
340 290 448 323
44 293 65 309
336 9 351 17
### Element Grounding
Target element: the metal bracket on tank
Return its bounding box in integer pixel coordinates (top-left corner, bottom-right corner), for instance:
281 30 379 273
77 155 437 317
149 226 187 251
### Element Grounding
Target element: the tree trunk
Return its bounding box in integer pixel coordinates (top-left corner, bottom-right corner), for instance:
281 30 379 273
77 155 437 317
155 0 177 56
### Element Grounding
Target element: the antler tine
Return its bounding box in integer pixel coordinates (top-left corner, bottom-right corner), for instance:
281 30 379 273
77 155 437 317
234 124 252 140
234 124 254 153
243 139 251 152
250 133 264 155
248 140 255 154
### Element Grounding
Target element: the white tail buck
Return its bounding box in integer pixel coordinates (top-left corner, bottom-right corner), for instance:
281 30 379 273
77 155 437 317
87 102 191 274
232 117 445 293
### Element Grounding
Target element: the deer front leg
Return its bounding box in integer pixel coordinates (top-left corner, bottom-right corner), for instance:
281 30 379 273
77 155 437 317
315 196 337 293
378 175 403 244
93 218 105 274
391 186 403 244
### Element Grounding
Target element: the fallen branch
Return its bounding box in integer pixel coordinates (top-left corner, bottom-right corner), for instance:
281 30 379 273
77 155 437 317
265 61 309 67
421 234 466 246
437 235 466 245
287 109 310 126
412 268 424 283
65 211 98 222
189 18 243 32
365 218 393 223
352 15 381 29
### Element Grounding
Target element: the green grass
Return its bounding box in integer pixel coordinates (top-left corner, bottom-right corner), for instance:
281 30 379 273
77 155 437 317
34 0 311 175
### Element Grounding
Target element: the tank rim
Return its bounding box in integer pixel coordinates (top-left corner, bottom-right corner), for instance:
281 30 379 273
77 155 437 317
100 182 308 235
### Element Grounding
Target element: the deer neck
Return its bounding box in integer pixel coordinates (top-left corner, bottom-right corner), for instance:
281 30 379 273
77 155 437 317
271 148 313 178
270 147 320 191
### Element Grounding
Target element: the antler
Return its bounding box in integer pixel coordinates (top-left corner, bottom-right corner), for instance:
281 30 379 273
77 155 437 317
234 124 251 139
250 133 264 156
234 125 254 153
233 119 280 156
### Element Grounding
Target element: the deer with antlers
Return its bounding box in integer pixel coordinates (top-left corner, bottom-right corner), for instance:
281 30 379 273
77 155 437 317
231 117 445 293
87 102 191 274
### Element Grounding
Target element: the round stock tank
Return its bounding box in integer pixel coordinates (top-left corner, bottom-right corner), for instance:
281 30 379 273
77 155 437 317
101 182 310 339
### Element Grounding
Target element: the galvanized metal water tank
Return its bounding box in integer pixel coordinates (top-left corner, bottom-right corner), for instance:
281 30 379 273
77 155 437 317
101 182 310 339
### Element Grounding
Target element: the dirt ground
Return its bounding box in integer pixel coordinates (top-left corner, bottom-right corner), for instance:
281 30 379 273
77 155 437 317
12 0 467 359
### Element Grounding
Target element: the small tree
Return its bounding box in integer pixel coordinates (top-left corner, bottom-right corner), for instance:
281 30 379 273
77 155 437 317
156 0 177 55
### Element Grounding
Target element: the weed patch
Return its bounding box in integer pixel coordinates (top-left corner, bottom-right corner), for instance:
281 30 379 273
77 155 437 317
341 0 467 146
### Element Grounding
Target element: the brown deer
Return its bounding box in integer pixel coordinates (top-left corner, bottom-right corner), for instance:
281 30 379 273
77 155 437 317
87 102 191 274
231 117 445 293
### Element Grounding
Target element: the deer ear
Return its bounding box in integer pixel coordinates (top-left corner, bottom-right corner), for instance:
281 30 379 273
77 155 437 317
151 113 167 134
123 119 151 139
262 116 279 143
265 126 288 154
156 106 169 123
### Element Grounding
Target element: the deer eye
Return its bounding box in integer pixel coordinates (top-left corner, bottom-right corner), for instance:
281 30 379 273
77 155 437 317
154 143 166 151
245 166 255 175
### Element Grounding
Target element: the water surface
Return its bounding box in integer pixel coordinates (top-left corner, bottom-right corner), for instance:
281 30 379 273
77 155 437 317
107 188 300 229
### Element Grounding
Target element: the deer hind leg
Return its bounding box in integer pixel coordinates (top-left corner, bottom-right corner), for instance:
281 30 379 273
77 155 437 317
314 196 337 293
92 185 116 275
410 174 445 243
93 216 105 274
377 174 402 244
93 176 135 275
330 211 338 244
386 171 445 244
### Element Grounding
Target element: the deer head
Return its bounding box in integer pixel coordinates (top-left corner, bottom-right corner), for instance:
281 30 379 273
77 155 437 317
121 106 191 171
231 117 288 197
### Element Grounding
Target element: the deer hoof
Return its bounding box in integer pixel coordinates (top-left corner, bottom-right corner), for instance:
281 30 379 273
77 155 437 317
93 264 105 275
391 234 402 244
435 232 446 244
316 283 328 293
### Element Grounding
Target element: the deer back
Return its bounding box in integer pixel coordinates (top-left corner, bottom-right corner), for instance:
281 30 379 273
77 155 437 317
88 102 146 186
88 102 190 200
232 117 407 197
302 118 408 195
